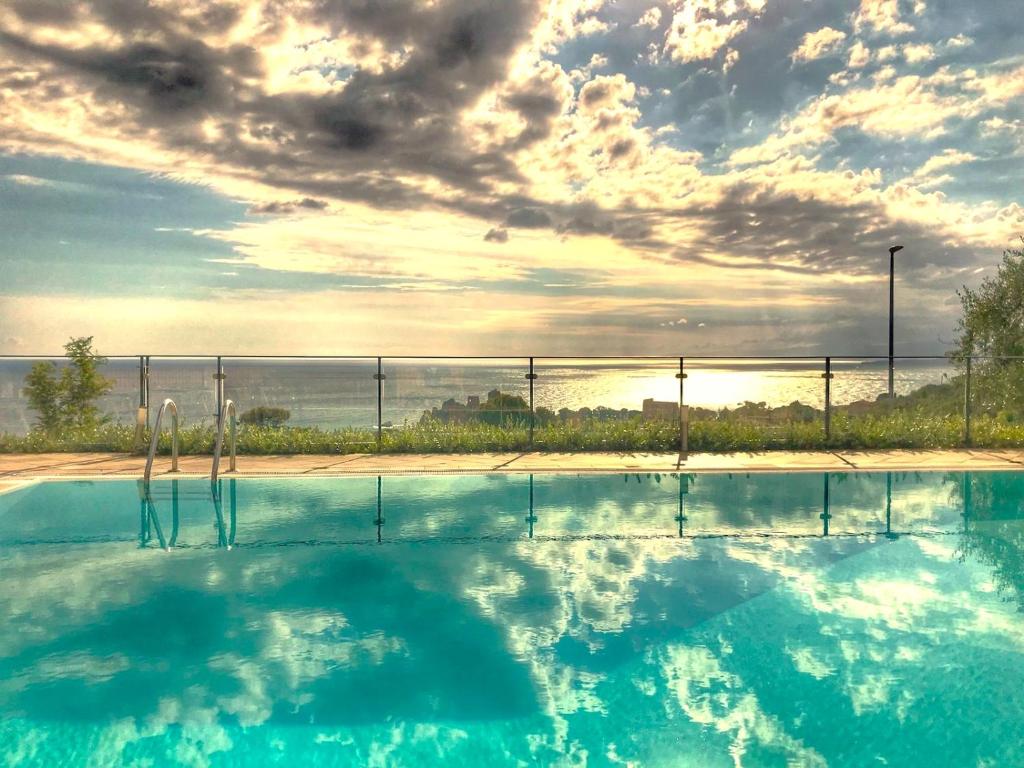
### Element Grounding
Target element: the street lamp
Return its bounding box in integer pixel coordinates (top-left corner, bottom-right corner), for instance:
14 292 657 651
888 245 904 399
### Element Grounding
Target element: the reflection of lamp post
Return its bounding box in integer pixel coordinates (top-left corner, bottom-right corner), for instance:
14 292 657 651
888 245 904 399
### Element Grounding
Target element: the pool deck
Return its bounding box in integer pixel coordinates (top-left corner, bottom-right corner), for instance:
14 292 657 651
1 449 1023 490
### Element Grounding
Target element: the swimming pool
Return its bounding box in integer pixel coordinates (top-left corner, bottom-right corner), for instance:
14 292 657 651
1 471 1022 766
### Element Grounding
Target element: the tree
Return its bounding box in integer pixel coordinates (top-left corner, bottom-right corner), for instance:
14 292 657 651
23 336 113 431
954 241 1024 361
24 362 63 432
953 241 1024 419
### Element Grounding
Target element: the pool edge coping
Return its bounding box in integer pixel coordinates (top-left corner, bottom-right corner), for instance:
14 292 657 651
3 449 1024 481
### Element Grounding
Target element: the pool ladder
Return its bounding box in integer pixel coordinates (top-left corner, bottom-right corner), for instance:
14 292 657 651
211 399 237 483
142 398 237 483
143 399 178 484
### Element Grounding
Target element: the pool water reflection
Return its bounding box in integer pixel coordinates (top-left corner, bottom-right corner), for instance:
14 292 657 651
0 471 1022 767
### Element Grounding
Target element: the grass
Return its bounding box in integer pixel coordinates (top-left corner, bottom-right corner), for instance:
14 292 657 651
4 409 1024 454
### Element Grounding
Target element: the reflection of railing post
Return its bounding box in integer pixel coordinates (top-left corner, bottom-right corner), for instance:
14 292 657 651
676 473 688 537
963 355 972 447
820 473 831 536
526 473 536 538
962 471 971 533
375 475 384 543
885 471 893 538
676 357 688 455
374 357 386 450
526 358 538 448
823 356 833 441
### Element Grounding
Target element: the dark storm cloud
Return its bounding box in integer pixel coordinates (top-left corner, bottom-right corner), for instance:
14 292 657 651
502 64 570 148
506 207 552 228
0 30 256 114
484 227 509 242
674 183 981 283
0 0 542 203
248 197 329 215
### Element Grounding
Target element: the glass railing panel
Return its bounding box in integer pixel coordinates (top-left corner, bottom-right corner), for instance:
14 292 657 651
683 358 825 450
831 356 962 448
381 358 531 451
146 357 218 429
223 357 377 449
0 355 139 436
964 355 1024 447
532 358 680 451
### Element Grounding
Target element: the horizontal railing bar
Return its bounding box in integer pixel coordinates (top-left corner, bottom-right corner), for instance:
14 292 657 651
2 354 1024 361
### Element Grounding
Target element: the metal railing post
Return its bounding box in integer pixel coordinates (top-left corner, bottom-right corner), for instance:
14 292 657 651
823 356 833 441
374 357 385 449
138 355 146 410
135 355 149 450
963 355 972 447
214 356 225 427
676 357 688 455
144 355 151 429
526 357 537 447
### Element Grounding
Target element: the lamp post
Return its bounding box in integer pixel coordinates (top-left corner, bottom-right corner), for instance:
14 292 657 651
888 245 904 399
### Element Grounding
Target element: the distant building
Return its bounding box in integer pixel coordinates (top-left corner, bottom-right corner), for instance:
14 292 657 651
467 395 480 407
642 398 679 420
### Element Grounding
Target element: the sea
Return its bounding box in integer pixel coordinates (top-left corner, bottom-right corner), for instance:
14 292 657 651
0 357 957 434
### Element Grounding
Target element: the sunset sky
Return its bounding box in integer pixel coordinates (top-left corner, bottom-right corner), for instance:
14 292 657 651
1 0 1022 356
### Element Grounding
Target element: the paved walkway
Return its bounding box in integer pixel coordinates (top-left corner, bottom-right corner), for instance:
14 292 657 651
1 449 1022 488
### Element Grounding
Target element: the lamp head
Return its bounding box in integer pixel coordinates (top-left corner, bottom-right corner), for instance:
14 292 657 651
889 245 904 255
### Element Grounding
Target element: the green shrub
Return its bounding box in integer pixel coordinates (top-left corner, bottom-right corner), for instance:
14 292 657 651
4 411 1024 454
239 406 291 427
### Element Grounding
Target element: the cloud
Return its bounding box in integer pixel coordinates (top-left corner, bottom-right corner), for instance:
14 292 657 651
248 198 329 215
848 41 872 68
792 27 848 64
729 65 1024 167
634 7 662 30
0 0 1022 355
506 207 553 228
664 13 747 65
903 43 936 64
853 0 915 37
914 149 976 177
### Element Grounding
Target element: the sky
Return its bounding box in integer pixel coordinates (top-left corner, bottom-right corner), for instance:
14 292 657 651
0 0 1022 356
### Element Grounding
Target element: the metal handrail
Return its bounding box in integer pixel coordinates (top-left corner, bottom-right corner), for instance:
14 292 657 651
144 399 178 484
211 399 237 482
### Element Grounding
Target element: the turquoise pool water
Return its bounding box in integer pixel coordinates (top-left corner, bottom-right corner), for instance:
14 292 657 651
1 471 1023 767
